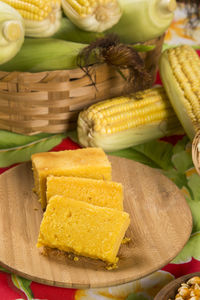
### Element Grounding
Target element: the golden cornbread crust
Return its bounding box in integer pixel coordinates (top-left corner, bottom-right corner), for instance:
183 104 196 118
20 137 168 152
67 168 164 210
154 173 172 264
46 176 123 210
31 148 111 170
37 195 130 264
31 148 112 209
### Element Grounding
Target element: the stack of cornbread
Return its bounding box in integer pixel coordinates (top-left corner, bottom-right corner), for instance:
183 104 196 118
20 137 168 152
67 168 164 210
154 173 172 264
31 148 130 267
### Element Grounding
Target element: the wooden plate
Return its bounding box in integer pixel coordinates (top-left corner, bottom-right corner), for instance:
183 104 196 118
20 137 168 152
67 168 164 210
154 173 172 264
0 156 192 289
154 272 200 299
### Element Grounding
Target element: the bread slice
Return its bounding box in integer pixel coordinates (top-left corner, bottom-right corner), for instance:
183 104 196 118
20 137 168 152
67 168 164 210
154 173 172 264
46 176 123 210
31 147 112 209
37 195 130 264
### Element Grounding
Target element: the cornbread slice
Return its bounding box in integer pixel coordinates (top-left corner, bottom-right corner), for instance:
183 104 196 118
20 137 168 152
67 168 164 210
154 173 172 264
31 148 112 209
46 176 123 210
37 195 130 264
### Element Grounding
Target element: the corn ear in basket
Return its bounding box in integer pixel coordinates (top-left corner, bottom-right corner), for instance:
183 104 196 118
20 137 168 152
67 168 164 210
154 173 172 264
0 1 24 64
61 0 176 42
0 38 86 72
61 0 122 33
106 0 176 44
77 87 182 152
159 45 200 141
1 0 61 37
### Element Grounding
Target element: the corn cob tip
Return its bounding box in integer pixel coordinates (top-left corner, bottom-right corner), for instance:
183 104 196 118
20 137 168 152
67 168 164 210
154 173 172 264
61 0 122 33
1 0 61 38
3 20 24 42
160 0 176 13
0 1 25 65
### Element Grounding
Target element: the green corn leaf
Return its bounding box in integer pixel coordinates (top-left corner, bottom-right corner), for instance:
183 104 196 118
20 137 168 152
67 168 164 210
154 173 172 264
110 139 174 171
162 44 200 52
187 174 200 202
172 136 190 154
131 44 156 52
186 195 200 234
162 169 188 190
0 133 66 167
66 130 79 144
172 232 200 264
110 147 161 169
171 151 193 174
0 130 52 149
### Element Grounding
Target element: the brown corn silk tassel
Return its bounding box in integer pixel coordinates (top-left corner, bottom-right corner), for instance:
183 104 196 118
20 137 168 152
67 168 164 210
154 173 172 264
77 34 152 93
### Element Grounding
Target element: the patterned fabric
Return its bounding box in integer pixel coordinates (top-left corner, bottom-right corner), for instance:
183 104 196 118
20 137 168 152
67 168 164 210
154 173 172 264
165 2 200 45
0 3 200 300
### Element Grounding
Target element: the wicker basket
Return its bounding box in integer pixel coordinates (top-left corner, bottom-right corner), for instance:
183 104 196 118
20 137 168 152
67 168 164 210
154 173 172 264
0 35 164 135
192 130 200 175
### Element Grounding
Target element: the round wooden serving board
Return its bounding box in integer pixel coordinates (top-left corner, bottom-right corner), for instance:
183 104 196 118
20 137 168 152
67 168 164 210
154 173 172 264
0 156 192 289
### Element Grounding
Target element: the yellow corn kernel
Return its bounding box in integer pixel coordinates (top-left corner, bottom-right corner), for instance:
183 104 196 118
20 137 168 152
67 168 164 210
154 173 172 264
160 45 200 140
65 0 114 17
84 87 172 134
61 0 121 32
1 0 61 37
172 276 200 300
2 0 53 21
86 96 131 121
77 87 182 152
187 277 200 285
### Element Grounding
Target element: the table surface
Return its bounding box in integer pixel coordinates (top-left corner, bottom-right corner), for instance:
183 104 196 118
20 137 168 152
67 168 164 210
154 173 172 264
0 4 200 300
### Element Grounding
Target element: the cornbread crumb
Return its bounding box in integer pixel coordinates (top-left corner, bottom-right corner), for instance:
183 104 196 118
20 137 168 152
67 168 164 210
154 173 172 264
106 261 119 270
74 257 79 262
122 237 131 244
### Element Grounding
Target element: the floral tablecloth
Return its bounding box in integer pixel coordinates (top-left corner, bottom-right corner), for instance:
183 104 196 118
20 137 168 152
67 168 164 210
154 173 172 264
0 3 200 300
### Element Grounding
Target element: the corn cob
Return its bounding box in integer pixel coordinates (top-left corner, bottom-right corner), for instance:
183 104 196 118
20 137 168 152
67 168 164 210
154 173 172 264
77 87 182 152
0 1 24 65
0 38 86 72
53 17 159 51
61 0 175 41
61 0 122 33
1 0 61 37
106 0 176 44
159 45 200 140
53 17 104 44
